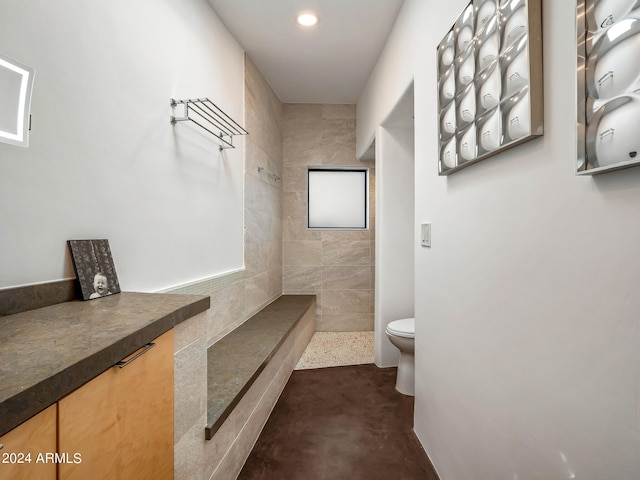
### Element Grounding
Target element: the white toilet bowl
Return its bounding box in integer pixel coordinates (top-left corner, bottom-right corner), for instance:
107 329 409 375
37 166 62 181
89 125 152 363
385 318 415 396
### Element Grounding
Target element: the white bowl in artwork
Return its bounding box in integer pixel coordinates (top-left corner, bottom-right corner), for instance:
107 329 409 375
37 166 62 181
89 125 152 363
442 69 456 100
458 54 475 86
477 1 497 29
507 91 531 140
593 27 640 99
480 67 501 110
480 109 501 152
442 137 457 168
593 0 635 30
458 25 474 51
443 102 457 134
478 33 499 70
593 96 640 166
505 47 530 95
459 86 476 123
459 125 477 161
504 7 528 47
441 45 455 66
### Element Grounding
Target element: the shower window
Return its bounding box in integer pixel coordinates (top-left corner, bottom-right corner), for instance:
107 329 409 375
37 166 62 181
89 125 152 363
307 168 368 229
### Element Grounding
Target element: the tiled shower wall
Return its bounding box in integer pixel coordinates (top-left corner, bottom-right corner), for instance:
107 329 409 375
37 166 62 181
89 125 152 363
243 55 284 314
282 104 375 331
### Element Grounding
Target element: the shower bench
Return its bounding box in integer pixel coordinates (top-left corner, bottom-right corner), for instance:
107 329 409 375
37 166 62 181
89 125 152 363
204 294 315 443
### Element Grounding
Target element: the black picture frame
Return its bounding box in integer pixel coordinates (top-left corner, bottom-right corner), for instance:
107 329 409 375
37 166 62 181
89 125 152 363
67 239 121 301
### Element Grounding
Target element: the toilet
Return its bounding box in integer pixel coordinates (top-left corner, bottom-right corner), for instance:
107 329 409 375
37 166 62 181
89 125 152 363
385 317 415 396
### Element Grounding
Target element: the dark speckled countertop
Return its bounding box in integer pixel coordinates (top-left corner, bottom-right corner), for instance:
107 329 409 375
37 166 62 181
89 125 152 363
0 291 209 436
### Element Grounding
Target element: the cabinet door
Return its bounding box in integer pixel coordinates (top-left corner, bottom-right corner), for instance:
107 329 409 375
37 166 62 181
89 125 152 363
58 329 174 480
0 404 57 480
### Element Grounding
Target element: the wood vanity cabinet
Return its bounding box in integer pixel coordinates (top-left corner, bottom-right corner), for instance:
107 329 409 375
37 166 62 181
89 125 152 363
58 329 174 480
0 404 57 480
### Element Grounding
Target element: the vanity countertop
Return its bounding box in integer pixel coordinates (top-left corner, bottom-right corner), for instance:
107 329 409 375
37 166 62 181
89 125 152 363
0 291 210 436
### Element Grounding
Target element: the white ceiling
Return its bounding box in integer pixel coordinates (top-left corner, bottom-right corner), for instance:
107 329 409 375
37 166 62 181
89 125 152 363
207 0 405 104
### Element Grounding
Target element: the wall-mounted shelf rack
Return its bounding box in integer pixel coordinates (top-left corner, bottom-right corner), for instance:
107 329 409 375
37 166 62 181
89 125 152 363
170 98 248 151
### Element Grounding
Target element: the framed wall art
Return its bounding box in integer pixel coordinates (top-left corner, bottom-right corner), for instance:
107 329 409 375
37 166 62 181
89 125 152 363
577 0 640 175
437 0 543 175
68 239 121 301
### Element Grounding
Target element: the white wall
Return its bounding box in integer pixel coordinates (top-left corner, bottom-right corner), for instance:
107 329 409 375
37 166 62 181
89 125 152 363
374 121 415 367
0 0 245 292
355 2 417 160
359 1 640 479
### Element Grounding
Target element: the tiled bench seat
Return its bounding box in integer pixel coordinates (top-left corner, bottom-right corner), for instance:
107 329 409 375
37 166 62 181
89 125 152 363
203 294 315 478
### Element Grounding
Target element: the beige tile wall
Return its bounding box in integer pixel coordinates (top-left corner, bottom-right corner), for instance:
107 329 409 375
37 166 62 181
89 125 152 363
244 54 284 311
282 104 375 331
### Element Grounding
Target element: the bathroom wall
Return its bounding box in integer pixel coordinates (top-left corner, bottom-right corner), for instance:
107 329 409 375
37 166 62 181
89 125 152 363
0 0 284 343
282 104 375 331
359 1 640 479
0 0 244 292
166 55 284 347
374 116 415 367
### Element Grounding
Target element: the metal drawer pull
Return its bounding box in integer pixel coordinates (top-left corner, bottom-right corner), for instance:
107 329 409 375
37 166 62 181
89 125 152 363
115 342 156 368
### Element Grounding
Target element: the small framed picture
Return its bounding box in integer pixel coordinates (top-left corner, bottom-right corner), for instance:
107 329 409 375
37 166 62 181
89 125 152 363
68 239 121 300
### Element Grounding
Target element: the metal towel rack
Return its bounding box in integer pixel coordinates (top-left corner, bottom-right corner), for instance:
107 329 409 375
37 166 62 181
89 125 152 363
170 98 248 151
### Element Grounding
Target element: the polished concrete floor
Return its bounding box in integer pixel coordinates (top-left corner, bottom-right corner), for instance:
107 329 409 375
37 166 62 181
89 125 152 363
238 364 439 480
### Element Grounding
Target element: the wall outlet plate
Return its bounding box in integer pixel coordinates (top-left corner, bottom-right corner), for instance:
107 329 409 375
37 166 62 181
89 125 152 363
421 223 431 247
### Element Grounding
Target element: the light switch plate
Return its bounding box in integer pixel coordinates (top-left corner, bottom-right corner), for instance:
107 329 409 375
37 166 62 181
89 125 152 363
421 223 431 247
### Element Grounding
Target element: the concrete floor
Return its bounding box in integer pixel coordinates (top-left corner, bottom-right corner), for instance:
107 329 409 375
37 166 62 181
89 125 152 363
238 364 439 480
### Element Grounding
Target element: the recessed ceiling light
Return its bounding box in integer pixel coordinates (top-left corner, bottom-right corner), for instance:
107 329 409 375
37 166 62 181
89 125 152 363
297 13 318 27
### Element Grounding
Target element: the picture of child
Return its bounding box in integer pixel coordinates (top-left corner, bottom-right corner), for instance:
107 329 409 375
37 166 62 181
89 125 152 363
89 272 112 299
68 239 121 301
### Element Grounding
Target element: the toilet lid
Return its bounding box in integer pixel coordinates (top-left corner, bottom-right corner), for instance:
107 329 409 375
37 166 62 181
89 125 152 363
385 318 415 338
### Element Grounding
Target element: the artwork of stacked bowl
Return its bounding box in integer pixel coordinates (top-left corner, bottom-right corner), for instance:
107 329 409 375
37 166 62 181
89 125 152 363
578 0 640 174
437 0 543 175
